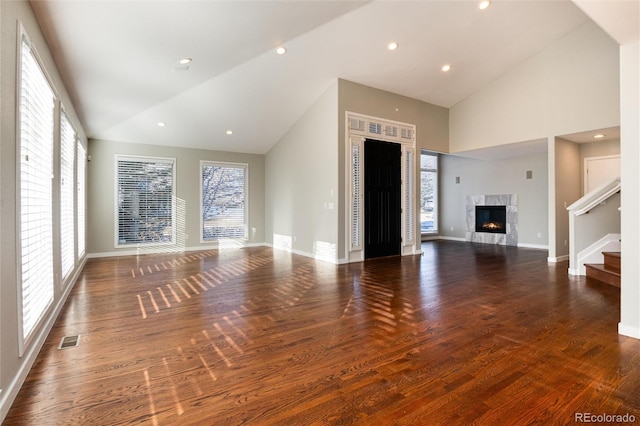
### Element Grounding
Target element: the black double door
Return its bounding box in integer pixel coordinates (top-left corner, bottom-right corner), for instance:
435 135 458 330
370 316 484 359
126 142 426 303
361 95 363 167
364 139 401 259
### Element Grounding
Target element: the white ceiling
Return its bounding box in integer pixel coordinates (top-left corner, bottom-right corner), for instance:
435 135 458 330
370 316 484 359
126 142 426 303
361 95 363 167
572 0 640 45
559 126 621 144
31 0 593 155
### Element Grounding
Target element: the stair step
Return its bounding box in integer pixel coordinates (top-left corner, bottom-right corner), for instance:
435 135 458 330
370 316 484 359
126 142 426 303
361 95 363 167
585 263 620 287
602 251 620 273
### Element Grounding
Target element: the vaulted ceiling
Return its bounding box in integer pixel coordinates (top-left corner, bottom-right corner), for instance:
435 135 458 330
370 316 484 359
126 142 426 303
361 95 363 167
31 1 591 154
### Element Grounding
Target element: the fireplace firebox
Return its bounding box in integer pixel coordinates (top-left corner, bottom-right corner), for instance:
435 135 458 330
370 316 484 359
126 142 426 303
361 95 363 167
475 206 507 234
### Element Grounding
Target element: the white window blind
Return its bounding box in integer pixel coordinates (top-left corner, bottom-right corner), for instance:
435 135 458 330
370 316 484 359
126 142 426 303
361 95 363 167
116 156 175 246
350 139 362 250
77 142 86 256
18 36 55 345
201 162 247 240
345 113 415 144
404 148 415 244
60 110 76 280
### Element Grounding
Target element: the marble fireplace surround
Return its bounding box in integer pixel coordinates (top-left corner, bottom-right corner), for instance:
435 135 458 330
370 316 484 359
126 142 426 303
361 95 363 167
466 194 518 246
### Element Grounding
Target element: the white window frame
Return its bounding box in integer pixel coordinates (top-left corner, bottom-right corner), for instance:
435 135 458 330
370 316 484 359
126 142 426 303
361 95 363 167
60 108 77 282
16 27 57 355
77 142 86 257
114 155 176 248
420 150 439 235
200 161 249 242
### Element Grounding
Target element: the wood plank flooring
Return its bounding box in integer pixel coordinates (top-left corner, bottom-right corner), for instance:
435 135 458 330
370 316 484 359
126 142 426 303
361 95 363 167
4 241 640 425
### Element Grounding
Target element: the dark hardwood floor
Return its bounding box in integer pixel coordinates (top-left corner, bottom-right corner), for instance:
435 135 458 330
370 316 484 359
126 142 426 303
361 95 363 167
4 241 640 425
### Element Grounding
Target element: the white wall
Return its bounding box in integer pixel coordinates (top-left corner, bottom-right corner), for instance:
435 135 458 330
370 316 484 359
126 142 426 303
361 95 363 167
571 0 640 340
620 41 640 339
439 152 548 248
87 139 265 256
580 138 620 159
450 21 620 153
265 81 339 262
554 138 582 259
0 0 88 420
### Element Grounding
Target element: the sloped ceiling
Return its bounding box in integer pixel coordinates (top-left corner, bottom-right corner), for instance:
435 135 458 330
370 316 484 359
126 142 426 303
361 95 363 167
31 0 590 154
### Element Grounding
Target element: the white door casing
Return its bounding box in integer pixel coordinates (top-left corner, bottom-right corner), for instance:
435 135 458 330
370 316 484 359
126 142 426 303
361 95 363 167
346 112 417 263
584 155 620 194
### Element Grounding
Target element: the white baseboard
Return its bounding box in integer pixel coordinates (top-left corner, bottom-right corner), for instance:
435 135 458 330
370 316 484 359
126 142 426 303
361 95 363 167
436 237 548 251
1 256 86 422
567 267 582 276
619 323 640 340
313 252 339 264
91 242 348 265
548 255 569 263
519 243 549 250
574 234 621 277
88 242 267 259
437 236 466 242
266 243 340 264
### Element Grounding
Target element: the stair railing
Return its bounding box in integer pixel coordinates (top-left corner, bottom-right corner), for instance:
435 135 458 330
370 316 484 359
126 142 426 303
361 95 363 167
567 177 621 275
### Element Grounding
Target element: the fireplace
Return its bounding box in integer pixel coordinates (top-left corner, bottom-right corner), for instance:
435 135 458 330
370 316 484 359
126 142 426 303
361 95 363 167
475 205 507 234
466 194 517 246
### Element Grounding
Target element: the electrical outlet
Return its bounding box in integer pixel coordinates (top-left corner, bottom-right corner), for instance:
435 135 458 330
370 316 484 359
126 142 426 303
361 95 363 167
537 232 542 238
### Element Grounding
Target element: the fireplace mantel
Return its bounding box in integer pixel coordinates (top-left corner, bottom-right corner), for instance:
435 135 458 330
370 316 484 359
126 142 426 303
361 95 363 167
466 194 518 246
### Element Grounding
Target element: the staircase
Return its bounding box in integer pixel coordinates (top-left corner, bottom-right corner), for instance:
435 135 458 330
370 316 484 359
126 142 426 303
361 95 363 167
585 252 620 287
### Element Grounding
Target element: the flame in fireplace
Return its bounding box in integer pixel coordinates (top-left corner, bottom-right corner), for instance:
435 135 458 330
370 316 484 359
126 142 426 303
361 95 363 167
482 221 503 230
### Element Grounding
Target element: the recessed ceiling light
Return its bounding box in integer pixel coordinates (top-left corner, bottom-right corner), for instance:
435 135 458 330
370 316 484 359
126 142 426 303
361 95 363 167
479 1 491 10
594 133 605 139
178 58 192 65
276 47 287 55
388 42 399 51
226 130 233 135
157 122 166 127
442 64 452 72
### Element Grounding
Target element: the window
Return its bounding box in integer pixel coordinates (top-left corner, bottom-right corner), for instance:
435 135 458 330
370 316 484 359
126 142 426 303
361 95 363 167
201 162 248 240
420 151 438 234
116 156 175 246
60 111 76 280
18 35 55 348
77 142 86 257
